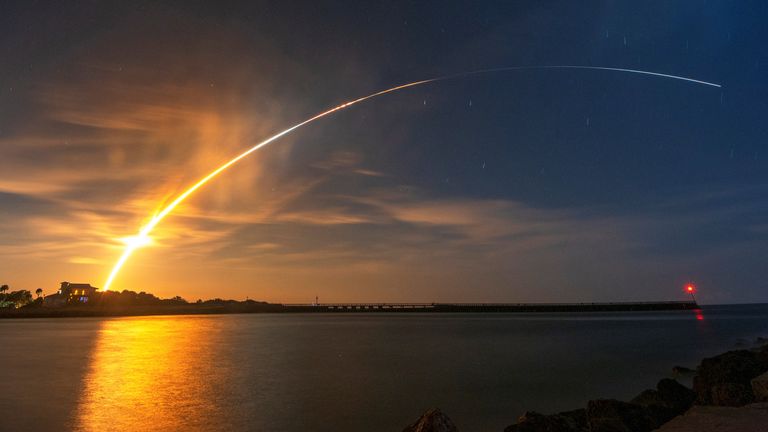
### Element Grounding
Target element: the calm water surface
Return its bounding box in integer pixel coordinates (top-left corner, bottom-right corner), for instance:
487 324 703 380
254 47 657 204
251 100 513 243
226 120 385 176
1 305 767 432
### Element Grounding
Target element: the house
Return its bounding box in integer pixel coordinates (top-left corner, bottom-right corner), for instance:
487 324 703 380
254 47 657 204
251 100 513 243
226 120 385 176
55 282 99 304
42 293 66 307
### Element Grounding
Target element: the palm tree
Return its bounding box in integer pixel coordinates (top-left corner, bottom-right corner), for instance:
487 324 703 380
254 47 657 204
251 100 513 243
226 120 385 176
35 288 43 298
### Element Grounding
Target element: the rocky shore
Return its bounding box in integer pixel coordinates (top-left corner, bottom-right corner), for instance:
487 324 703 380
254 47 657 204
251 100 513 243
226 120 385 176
403 338 768 432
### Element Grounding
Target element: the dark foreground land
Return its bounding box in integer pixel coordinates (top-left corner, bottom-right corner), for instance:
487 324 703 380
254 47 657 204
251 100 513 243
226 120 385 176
403 338 768 432
0 300 698 318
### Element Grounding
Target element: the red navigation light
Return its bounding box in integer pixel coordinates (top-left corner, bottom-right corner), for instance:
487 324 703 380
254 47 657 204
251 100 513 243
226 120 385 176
684 283 698 304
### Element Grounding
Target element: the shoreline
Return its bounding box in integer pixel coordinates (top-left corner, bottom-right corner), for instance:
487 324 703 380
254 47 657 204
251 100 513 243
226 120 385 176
0 300 699 319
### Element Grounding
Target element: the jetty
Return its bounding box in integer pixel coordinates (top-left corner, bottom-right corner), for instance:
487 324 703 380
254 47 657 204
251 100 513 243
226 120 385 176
280 300 699 313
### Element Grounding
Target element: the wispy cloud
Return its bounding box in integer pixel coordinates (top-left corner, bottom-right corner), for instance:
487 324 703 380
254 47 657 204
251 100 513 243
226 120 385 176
1 11 765 304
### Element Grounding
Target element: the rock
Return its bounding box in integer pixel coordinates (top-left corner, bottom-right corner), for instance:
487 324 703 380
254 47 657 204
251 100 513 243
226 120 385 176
631 389 662 406
693 349 768 406
586 399 664 432
756 343 768 363
503 409 587 432
631 379 696 423
710 383 754 406
672 366 695 377
654 403 768 432
402 408 458 432
631 390 677 425
657 379 697 412
750 372 768 402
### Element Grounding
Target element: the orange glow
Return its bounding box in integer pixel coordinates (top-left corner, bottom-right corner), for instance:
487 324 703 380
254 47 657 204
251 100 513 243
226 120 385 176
75 317 224 430
101 78 435 291
686 284 695 293
100 67 722 291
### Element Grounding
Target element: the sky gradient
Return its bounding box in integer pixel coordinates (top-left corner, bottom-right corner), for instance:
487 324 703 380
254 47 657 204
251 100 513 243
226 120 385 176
1 1 767 304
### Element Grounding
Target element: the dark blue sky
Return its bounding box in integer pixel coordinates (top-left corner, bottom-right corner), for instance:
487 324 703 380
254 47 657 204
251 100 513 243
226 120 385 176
0 1 766 303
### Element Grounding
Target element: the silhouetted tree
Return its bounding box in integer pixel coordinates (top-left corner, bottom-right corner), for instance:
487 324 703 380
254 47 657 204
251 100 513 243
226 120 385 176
35 288 43 298
0 284 8 295
1 290 32 308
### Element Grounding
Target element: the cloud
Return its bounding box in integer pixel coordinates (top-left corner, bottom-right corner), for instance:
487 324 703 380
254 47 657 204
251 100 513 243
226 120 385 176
3 65 765 302
1 6 765 304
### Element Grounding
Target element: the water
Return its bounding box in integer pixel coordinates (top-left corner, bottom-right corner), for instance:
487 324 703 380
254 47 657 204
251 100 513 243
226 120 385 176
1 305 767 432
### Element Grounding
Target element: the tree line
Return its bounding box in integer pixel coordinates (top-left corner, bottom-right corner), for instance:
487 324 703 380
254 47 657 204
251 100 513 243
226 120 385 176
0 284 43 308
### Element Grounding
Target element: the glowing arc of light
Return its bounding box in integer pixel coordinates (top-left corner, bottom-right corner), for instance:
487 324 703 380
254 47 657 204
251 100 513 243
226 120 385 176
102 66 720 291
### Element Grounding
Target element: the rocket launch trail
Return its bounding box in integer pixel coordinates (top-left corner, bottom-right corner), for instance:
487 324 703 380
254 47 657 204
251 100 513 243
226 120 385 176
101 66 721 291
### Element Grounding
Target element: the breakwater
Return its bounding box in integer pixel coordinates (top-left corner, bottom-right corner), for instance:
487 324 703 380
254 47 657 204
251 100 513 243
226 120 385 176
280 301 698 313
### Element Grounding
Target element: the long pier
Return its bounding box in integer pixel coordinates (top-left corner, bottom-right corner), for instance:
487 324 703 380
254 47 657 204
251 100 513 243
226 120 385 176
0 300 701 319
279 301 699 313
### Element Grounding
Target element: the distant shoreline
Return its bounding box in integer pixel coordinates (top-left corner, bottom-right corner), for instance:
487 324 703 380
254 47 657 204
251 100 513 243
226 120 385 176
0 300 698 319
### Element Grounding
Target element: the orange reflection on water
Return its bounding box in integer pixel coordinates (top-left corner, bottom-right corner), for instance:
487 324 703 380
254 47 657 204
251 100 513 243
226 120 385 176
75 316 227 431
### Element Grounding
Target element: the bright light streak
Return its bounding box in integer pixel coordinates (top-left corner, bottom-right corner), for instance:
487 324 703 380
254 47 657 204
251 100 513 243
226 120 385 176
530 66 721 88
102 66 721 291
120 235 152 249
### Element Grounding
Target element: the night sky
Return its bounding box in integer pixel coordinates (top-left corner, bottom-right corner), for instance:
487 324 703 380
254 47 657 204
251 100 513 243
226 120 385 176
1 1 767 304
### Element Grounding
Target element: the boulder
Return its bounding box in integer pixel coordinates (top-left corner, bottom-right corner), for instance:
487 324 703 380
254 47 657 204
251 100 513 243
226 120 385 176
657 378 697 411
631 379 696 423
756 343 768 364
710 383 754 406
586 399 664 432
671 366 695 377
631 390 677 425
631 389 665 408
503 409 587 432
751 372 768 403
402 408 458 432
693 349 768 406
654 403 768 432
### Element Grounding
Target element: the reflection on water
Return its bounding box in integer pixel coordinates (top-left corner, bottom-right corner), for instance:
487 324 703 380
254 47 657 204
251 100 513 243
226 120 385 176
2 306 766 432
75 316 227 431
